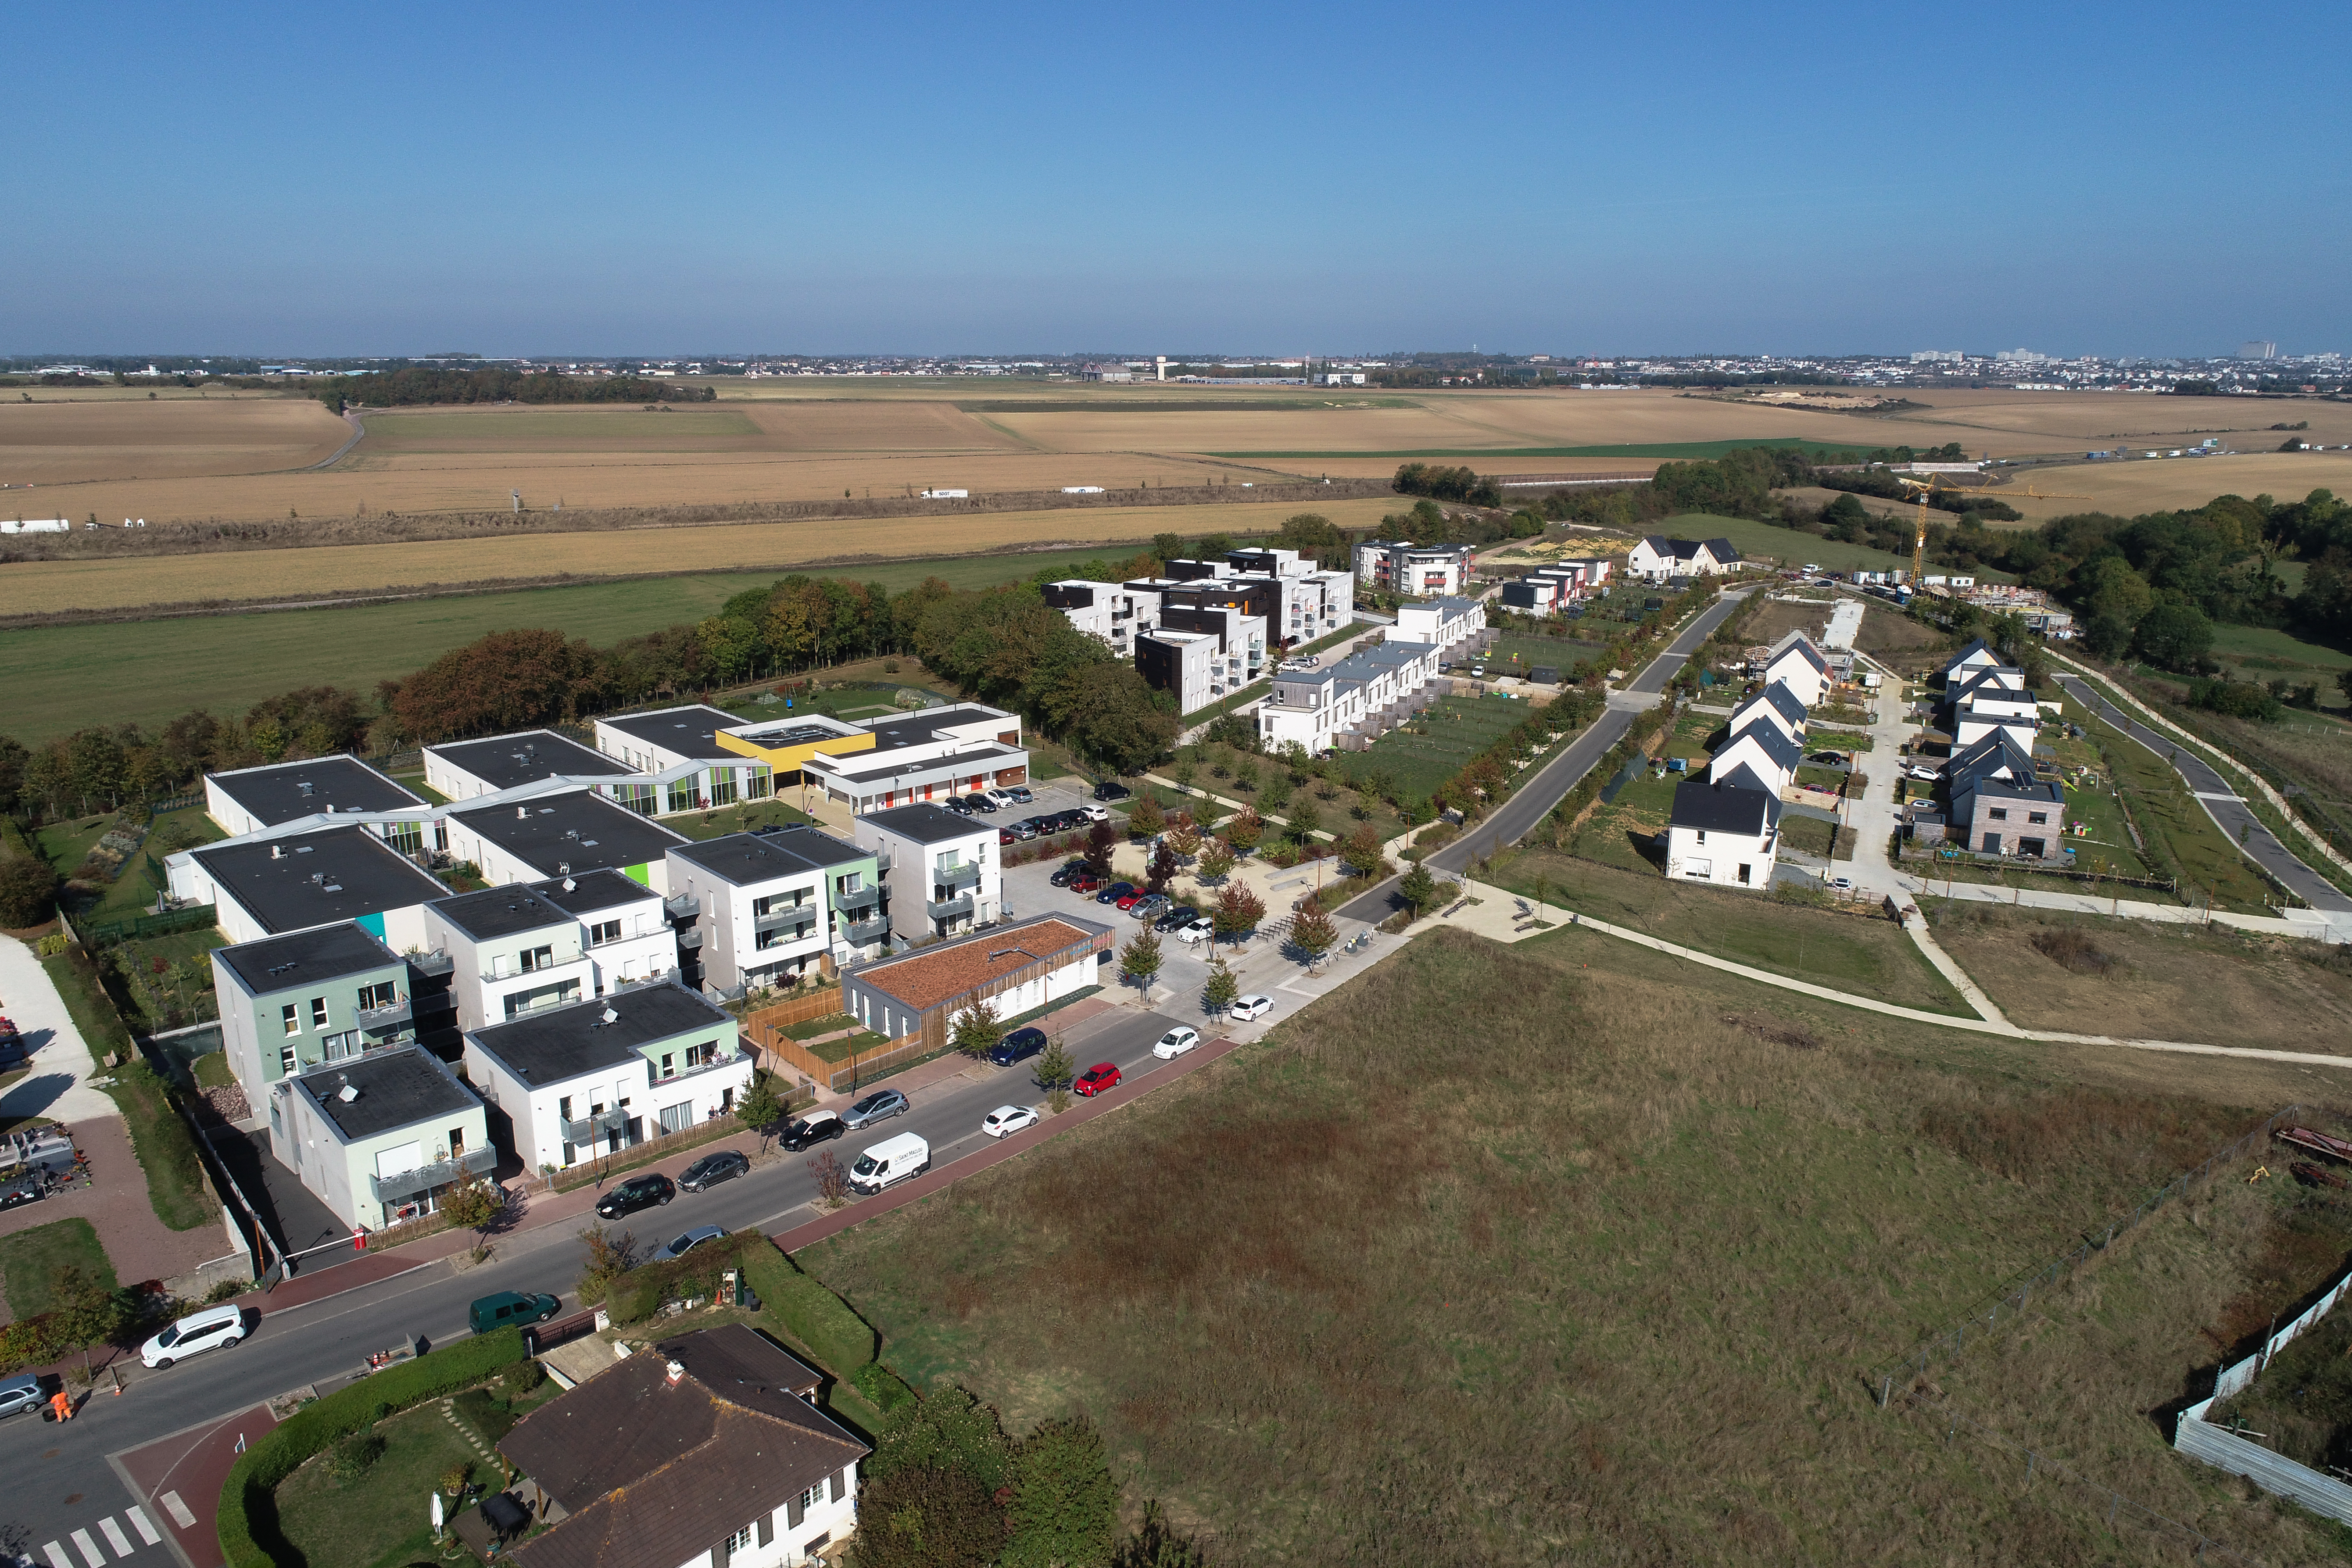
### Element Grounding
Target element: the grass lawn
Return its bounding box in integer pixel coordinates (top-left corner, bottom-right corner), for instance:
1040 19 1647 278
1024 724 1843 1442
795 924 2346 1564
1656 512 2017 583
191 1049 235 1090
1482 631 1608 673
386 771 450 805
0 1219 115 1317
2061 692 2276 913
665 796 817 841
2205 620 2352 670
1335 693 1536 802
1496 847 1969 1013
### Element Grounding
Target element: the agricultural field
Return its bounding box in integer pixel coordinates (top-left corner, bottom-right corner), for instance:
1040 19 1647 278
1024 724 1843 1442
798 925 2347 1563
0 497 1400 617
0 395 349 488
1987 450 2352 525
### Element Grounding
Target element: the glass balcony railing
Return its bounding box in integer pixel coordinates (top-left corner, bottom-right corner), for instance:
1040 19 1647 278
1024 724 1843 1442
370 1145 497 1203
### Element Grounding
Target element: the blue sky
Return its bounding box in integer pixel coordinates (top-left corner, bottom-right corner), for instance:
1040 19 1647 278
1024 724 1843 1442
8 2 2346 358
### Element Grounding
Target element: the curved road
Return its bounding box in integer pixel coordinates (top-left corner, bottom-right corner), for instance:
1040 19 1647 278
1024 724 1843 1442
1337 590 1752 922
2054 673 2352 914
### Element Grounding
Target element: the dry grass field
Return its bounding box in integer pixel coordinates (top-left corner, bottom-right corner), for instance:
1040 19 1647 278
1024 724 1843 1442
1987 451 2352 523
0 396 349 489
0 496 1406 614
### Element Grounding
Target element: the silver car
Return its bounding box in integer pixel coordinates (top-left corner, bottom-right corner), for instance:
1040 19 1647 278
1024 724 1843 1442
843 1088 909 1130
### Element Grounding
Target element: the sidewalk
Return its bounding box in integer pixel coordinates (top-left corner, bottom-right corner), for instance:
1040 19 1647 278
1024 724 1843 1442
113 1402 277 1568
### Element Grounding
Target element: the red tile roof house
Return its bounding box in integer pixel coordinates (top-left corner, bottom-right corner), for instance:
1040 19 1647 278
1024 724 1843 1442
499 1324 869 1568
840 912 1116 1051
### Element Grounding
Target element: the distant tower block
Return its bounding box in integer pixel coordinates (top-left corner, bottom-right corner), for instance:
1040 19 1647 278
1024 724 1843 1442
2239 340 2278 360
1156 355 1167 382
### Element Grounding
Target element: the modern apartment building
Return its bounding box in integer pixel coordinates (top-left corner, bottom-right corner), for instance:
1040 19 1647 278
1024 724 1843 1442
853 803 1000 942
203 756 424 837
1353 540 1475 598
212 920 451 1100
1257 637 1445 755
665 827 885 996
801 704 1028 816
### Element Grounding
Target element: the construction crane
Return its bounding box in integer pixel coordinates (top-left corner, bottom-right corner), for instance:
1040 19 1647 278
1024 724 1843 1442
1894 475 2090 584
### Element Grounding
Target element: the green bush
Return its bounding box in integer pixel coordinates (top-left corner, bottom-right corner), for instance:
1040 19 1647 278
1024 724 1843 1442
603 1231 768 1325
852 1360 916 1412
217 1328 527 1568
329 1430 383 1481
500 1359 547 1395
740 1243 877 1375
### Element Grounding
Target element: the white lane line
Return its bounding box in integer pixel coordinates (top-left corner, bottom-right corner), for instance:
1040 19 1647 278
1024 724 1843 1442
70 1529 104 1568
125 1509 161 1547
97 1518 132 1557
158 1494 195 1531
45 1542 73 1568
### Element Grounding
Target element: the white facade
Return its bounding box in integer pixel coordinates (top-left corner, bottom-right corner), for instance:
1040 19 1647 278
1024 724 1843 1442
1355 540 1473 597
1708 727 1800 794
1393 595 1487 655
802 704 1029 816
1258 638 1444 755
853 805 1002 942
1042 580 1162 656
1662 809 1779 890
1761 636 1829 709
666 830 883 995
1954 705 2041 751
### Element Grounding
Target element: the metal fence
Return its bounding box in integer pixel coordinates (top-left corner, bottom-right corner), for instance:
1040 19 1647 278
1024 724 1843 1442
1868 1103 2309 1404
2173 1258 2352 1526
72 902 221 949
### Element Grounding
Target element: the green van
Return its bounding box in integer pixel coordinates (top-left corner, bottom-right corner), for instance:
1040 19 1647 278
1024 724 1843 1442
469 1290 562 1335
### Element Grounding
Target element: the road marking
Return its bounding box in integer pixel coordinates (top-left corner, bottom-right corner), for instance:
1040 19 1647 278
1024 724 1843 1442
125 1509 161 1547
44 1542 73 1568
97 1518 133 1557
70 1529 104 1568
2194 792 2242 802
158 1494 195 1531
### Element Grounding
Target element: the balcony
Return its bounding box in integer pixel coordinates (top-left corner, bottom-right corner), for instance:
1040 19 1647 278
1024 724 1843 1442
656 1045 748 1085
677 928 703 951
370 1144 497 1204
664 893 701 920
934 861 982 891
841 915 891 945
926 893 974 924
753 906 817 938
562 1107 630 1145
408 950 455 978
355 995 412 1031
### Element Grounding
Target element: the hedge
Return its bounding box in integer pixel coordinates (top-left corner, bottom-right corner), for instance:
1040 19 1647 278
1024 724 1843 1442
218 1328 529 1568
740 1243 876 1377
604 1231 771 1325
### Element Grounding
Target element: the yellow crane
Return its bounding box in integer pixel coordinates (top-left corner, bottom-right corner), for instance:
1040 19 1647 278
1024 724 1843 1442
1894 474 2091 584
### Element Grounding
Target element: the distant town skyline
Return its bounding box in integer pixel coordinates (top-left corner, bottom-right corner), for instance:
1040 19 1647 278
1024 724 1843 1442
8 1 2345 357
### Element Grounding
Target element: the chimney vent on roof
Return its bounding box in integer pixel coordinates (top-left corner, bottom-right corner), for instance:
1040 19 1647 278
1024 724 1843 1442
664 1359 685 1385
297 781 313 796
271 844 283 860
518 806 530 819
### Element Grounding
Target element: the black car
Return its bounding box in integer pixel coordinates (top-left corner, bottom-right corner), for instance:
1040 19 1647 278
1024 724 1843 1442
963 793 998 814
1048 859 1088 888
1095 880 1134 906
678 1150 749 1192
1093 780 1132 802
1052 809 1090 832
594 1172 675 1219
780 1110 845 1151
941 796 975 816
988 1027 1049 1067
1154 904 1200 932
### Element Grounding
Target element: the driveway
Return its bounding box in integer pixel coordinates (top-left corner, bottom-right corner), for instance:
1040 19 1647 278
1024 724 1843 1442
0 936 123 1127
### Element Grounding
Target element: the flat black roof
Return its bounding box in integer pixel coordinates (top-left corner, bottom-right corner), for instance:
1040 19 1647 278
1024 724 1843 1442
532 868 660 917
292 1047 478 1142
429 885 573 942
429 730 630 791
859 803 988 845
469 983 731 1087
599 705 745 761
827 742 1020 785
669 828 868 886
208 756 422 828
194 827 452 934
214 921 401 995
859 705 1014 752
451 791 685 877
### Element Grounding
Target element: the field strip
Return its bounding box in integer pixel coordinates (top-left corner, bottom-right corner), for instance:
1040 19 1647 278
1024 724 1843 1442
0 496 1406 614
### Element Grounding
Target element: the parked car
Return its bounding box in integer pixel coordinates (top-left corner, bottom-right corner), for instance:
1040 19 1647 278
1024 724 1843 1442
1093 780 1132 802
1130 893 1171 921
1049 859 1088 888
468 1290 561 1335
989 1026 1048 1067
1080 804 1111 823
595 1172 676 1219
843 1089 910 1130
986 788 1017 805
1114 886 1148 911
679 1149 749 1191
1808 752 1847 766
1153 904 1199 932
1070 871 1106 895
0 1181 43 1214
0 1374 43 1420
1152 1026 1200 1059
140 1305 247 1370
848 1132 929 1194
1074 1062 1123 1097
963 792 998 814
651 1224 726 1263
982 1105 1040 1139
1174 917 1215 946
1008 786 1035 804
1230 994 1275 1023
1095 881 1135 906
941 796 974 817
1006 819 1040 841
780 1110 845 1151
999 827 1019 845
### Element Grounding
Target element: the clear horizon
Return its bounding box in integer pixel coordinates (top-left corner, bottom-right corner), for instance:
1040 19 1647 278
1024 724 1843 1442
9 0 2345 360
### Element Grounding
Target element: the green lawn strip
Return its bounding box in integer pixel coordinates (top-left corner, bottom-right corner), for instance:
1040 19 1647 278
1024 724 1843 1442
666 798 818 840
0 1219 115 1317
798 1029 895 1065
1500 848 1972 1015
192 1049 236 1090
272 1399 495 1568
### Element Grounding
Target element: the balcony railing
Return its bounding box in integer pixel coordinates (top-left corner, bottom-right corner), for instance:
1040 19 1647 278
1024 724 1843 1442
935 862 981 891
753 907 817 937
356 995 412 1031
677 929 703 951
841 915 891 945
562 1108 629 1145
370 1144 497 1203
408 950 455 978
926 893 974 924
664 893 701 920
654 1045 748 1085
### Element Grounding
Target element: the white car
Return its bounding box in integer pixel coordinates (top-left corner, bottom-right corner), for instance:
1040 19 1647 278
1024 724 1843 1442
1079 804 1111 823
1174 918 1214 946
141 1304 247 1369
985 788 1017 805
1152 1026 1201 1059
1229 995 1274 1023
982 1104 1039 1138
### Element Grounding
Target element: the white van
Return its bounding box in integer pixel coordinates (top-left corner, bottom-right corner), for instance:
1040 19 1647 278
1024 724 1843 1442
848 1132 930 1196
141 1304 247 1368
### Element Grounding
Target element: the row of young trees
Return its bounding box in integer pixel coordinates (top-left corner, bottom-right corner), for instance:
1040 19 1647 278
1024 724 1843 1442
314 365 714 410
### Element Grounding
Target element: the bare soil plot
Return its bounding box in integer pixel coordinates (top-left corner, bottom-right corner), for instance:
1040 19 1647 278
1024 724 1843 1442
1929 901 2352 1052
352 407 772 452
992 405 1506 453
0 397 349 487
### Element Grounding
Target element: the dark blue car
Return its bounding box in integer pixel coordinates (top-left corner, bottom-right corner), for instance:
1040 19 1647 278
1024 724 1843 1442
988 1027 1048 1067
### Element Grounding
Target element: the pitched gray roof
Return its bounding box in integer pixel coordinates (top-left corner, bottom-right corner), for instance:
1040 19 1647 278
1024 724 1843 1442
1671 778 1781 834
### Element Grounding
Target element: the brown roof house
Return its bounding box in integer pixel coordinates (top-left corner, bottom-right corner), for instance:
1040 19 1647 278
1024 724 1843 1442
500 1324 869 1568
839 912 1115 1051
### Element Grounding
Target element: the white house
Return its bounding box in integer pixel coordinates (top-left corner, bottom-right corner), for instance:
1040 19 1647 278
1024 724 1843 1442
1258 638 1444 755
1626 535 1742 582
268 1046 492 1231
801 703 1028 816
1761 634 1830 709
1664 778 1782 889
853 803 1001 942
1726 682 1808 748
1041 580 1162 656
204 756 423 838
1953 698 2042 752
1708 721 1803 795
424 885 603 1035
665 827 886 996
1941 638 2005 681
1393 595 1489 657
463 982 750 1175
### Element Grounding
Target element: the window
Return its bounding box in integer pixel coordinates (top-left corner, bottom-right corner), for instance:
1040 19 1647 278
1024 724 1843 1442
724 1524 754 1559
659 1101 694 1135
659 1052 675 1079
802 1482 827 1513
2027 812 2048 825
321 1031 361 1062
356 981 396 1011
1987 808 2008 821
589 919 621 946
519 945 555 973
685 1040 717 1069
309 996 329 1027
558 1095 573 1122
281 1003 301 1038
279 1043 297 1076
1694 829 1706 845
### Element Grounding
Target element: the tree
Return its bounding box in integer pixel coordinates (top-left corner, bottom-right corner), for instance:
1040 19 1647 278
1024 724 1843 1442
1118 927 1163 993
1224 807 1263 854
845 1465 1004 1568
575 1222 637 1304
1165 813 1203 862
734 1072 784 1151
1203 953 1240 1016
2133 601 2214 672
1083 817 1118 876
1286 798 1322 845
1144 841 1178 895
1289 896 1338 969
47 1267 130 1379
1343 821 1387 877
1196 838 1235 885
1126 794 1165 838
1259 773 1292 814
950 999 1004 1060
1035 1038 1077 1111
1113 1501 1213 1568
1399 861 1439 919
0 856 62 928
1213 884 1265 947
438 1178 504 1248
1003 1415 1118 1568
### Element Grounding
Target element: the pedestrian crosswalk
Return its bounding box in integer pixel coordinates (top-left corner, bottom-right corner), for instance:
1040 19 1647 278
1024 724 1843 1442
42 1507 161 1568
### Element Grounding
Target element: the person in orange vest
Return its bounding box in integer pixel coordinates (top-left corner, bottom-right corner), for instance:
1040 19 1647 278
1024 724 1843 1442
49 1389 72 1421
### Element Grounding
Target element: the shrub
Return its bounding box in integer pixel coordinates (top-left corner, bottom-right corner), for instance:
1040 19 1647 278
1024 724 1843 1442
329 1430 384 1481
740 1242 877 1375
852 1360 917 1411
0 855 62 927
500 1358 547 1395
604 1230 767 1325
2030 927 2121 976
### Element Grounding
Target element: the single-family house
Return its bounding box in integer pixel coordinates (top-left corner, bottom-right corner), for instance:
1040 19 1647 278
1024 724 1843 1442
204 756 423 838
1708 721 1803 795
1727 681 1809 747
1627 536 1741 582
1952 693 2043 752
841 913 1115 1050
852 804 1000 942
267 1045 492 1231
1951 777 2067 858
498 1325 869 1568
1664 779 1782 889
666 827 884 997
1761 633 1831 709
1941 731 2038 794
463 982 749 1174
1940 638 2005 683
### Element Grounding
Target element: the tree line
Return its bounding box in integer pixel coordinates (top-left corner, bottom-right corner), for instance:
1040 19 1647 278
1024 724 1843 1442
315 365 716 411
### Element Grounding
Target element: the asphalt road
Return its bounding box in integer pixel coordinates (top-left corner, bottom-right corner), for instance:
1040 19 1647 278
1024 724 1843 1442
1336 590 1751 923
18 998 1203 1563
2055 673 2352 913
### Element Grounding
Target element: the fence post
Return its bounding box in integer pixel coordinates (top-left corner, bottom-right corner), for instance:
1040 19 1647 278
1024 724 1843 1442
1879 1374 1891 1409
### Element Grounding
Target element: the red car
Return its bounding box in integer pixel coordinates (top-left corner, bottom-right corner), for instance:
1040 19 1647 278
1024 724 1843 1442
1074 1062 1123 1097
1114 887 1146 910
998 828 1018 845
1070 872 1105 895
